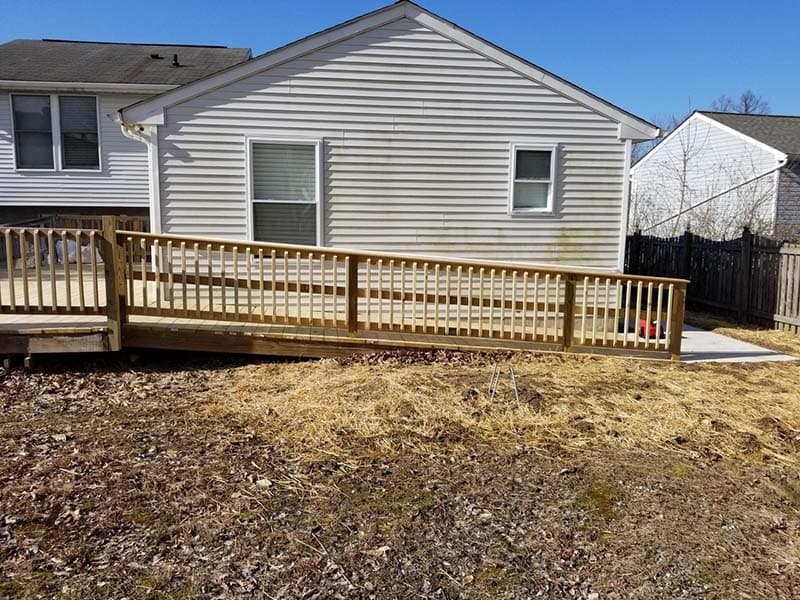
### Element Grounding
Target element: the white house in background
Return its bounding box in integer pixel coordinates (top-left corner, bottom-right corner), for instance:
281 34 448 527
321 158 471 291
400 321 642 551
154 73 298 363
0 39 251 224
119 0 659 271
631 111 800 240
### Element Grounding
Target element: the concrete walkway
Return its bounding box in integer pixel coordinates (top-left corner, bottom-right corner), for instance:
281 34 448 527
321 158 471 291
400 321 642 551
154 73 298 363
681 325 796 363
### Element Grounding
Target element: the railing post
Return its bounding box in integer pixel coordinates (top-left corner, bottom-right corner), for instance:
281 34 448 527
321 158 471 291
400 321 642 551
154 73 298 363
346 255 359 335
738 226 753 323
669 282 687 361
561 276 576 351
101 216 126 351
628 229 642 274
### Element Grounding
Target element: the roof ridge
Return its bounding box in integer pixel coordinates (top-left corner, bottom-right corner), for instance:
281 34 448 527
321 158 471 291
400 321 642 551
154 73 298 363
700 110 800 120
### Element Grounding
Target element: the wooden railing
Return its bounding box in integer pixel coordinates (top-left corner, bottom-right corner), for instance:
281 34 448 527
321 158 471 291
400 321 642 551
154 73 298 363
1 217 689 359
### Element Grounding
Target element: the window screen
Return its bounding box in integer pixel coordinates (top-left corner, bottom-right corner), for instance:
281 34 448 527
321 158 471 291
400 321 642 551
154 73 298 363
512 148 553 211
59 96 99 169
251 142 318 244
12 95 54 169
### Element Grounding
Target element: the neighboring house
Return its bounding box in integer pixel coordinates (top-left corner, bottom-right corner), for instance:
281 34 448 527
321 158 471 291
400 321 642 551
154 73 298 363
118 0 658 270
631 111 800 240
0 39 251 225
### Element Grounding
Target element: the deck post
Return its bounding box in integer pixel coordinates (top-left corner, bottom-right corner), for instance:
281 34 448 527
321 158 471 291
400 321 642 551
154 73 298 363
669 282 687 361
101 216 126 351
346 256 359 335
561 276 576 351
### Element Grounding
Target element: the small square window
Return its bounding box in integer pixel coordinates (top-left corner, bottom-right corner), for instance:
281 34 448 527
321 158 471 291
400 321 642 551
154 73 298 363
510 146 555 214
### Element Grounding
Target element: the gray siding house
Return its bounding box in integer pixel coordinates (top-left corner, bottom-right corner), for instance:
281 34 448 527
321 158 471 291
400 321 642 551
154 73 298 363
119 1 659 271
0 39 250 224
631 111 800 240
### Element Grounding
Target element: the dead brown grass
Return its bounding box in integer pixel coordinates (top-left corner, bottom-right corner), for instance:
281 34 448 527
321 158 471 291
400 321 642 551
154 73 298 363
686 309 800 357
208 351 800 466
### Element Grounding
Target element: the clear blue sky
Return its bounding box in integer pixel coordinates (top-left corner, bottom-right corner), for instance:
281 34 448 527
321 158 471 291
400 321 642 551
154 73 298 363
2 0 796 123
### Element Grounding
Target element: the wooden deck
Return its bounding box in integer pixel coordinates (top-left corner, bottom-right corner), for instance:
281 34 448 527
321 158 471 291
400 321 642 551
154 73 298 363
1 219 689 360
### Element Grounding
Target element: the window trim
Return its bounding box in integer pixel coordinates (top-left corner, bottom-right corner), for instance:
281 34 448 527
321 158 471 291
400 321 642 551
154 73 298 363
507 142 558 216
245 136 323 246
9 93 102 173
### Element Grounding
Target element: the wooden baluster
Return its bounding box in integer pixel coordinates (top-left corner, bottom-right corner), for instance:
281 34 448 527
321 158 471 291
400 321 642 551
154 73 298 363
555 274 562 341
20 230 30 310
422 263 429 333
434 264 441 334
488 268 496 337
206 244 213 314
400 260 407 331
467 266 474 336
412 262 418 332
320 253 327 326
295 252 302 326
194 243 200 316
365 258 372 330
613 280 621 346
245 247 252 319
153 239 161 310
644 282 653 348
181 242 188 316
47 231 57 310
126 237 134 311
377 259 383 330
389 259 395 329
623 280 632 345
562 276 576 351
332 255 339 327
532 273 539 340
499 269 507 338
141 238 148 309
444 265 451 334
89 232 99 311
232 246 239 317
283 251 289 320
478 267 485 336
75 231 87 311
602 278 610 346
634 281 643 348
665 283 675 350
521 272 528 341
62 231 72 311
271 250 277 322
655 283 664 348
456 266 463 336
258 248 265 321
510 271 517 340
591 277 599 345
33 230 43 311
542 274 550 341
167 240 174 312
4 230 15 310
307 253 314 325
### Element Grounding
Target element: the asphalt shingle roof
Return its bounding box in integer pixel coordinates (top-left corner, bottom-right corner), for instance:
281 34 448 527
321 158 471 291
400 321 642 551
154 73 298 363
0 39 251 86
700 111 800 158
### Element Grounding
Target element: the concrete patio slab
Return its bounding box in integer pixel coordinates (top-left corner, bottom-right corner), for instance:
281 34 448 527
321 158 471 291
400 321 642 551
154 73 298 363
680 325 796 363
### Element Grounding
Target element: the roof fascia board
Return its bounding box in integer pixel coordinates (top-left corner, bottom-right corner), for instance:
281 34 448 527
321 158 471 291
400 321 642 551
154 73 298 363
120 3 408 124
0 80 175 94
695 112 788 162
120 1 658 138
405 4 659 140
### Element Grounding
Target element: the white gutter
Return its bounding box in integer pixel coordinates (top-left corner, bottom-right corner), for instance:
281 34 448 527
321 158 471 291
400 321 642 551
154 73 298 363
642 156 789 233
0 80 176 94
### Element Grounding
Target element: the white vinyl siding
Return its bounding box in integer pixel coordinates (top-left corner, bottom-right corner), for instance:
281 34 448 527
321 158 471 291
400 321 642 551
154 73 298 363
156 18 628 268
0 92 150 207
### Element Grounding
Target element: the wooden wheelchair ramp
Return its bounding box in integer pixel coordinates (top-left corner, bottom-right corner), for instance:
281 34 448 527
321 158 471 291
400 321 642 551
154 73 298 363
1 218 688 360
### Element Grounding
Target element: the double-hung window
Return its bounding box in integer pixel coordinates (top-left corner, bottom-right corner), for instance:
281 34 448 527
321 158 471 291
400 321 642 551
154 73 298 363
509 144 557 214
11 94 100 171
249 140 321 245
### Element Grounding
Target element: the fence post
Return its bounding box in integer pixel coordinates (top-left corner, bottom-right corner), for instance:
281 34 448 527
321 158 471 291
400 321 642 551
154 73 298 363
680 229 693 281
561 276 576 351
628 229 642 274
738 227 753 323
346 255 359 335
669 282 687 361
101 216 126 351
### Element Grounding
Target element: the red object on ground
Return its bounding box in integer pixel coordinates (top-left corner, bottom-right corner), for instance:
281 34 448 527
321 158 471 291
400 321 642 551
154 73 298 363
639 319 662 338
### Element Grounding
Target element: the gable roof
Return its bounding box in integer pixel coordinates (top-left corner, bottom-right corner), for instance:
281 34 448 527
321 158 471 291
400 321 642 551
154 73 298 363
119 0 659 140
0 39 251 88
699 111 800 158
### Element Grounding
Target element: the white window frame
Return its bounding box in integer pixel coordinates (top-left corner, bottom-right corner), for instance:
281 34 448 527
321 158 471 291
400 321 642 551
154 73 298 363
9 93 102 173
508 142 558 215
245 136 323 246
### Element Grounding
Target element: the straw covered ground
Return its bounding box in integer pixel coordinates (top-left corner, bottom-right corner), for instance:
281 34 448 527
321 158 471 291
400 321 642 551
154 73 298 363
1 327 800 598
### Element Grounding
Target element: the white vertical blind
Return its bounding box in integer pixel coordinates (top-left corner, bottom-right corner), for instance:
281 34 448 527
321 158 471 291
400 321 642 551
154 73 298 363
59 96 99 169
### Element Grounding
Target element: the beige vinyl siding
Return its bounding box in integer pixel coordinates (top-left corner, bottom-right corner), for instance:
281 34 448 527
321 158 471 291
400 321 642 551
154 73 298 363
0 92 150 206
157 18 627 268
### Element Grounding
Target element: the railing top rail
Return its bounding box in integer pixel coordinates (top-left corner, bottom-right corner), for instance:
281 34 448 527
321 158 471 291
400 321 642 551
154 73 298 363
118 229 690 286
2 225 103 234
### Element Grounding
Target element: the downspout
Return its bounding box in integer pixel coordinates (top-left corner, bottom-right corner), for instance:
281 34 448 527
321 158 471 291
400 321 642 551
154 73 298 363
116 113 162 235
617 139 633 272
642 156 789 234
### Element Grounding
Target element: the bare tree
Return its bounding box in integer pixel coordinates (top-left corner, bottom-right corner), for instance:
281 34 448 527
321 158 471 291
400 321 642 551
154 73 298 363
710 90 771 114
